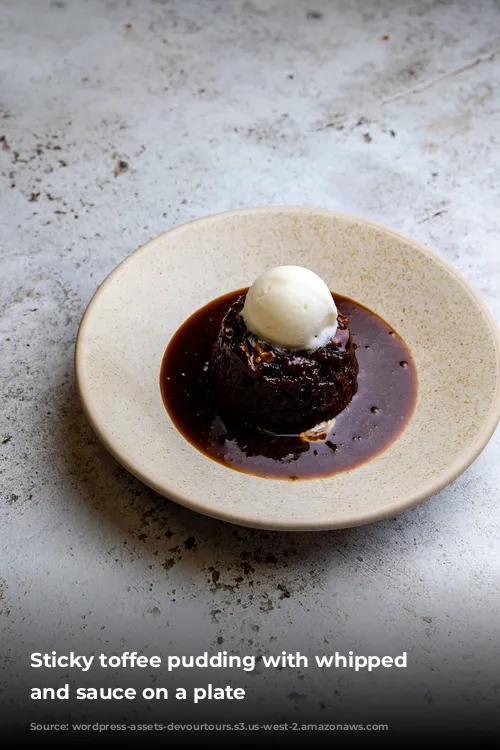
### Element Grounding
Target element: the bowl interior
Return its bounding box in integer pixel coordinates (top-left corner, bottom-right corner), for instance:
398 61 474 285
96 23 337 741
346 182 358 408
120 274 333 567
76 207 500 529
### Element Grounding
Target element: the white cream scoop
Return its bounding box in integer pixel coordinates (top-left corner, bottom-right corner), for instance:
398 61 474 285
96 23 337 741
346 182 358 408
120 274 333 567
242 265 338 351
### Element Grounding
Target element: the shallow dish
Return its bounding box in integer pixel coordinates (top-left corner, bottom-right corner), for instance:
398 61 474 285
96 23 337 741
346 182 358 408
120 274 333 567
75 207 500 530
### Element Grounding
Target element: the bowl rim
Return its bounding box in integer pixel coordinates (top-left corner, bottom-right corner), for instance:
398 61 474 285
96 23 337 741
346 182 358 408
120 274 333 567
75 206 500 531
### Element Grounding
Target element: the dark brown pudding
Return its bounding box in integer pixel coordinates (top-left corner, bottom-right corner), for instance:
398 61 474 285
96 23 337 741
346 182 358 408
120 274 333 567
209 293 358 432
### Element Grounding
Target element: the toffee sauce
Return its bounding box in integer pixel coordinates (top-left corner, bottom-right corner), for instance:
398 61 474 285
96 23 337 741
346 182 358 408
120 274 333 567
160 290 418 480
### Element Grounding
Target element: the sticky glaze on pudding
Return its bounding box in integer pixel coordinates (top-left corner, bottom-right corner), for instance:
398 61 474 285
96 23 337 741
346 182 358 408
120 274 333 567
209 293 358 432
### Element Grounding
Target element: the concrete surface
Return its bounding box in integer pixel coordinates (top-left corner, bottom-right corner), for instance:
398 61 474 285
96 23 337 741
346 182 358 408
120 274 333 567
1 0 500 730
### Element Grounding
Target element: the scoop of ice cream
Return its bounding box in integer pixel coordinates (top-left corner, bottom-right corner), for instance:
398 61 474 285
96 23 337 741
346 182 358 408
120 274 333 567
242 265 338 351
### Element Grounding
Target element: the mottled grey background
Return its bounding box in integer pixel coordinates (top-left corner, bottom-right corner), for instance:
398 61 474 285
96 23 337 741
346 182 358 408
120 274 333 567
1 0 500 737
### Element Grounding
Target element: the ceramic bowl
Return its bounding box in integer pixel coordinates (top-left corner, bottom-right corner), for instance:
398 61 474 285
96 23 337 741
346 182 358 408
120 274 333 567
75 207 500 530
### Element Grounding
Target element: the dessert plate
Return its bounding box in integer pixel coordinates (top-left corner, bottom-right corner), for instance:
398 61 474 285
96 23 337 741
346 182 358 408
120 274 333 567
75 207 500 530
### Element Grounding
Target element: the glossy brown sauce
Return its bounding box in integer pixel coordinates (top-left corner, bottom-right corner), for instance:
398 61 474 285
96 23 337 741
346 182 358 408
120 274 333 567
160 290 418 480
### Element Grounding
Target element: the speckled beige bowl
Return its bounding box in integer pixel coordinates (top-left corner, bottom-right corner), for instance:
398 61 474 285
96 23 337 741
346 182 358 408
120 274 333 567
75 207 500 530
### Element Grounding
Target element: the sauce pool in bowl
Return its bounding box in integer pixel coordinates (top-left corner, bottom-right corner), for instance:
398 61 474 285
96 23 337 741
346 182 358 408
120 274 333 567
160 290 418 480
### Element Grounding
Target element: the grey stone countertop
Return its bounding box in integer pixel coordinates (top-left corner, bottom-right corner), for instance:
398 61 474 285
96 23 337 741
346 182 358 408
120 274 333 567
1 0 499 730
